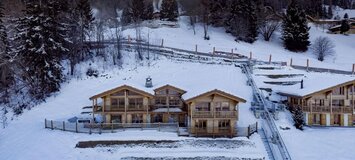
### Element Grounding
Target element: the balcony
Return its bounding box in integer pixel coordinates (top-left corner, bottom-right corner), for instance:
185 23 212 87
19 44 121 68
192 111 237 118
96 105 149 112
332 106 352 113
302 106 352 113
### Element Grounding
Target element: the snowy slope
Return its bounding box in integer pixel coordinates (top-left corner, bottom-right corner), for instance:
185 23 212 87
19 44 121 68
105 16 354 72
0 54 267 160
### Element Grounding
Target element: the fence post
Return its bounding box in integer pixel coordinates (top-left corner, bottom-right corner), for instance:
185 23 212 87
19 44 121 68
268 54 272 64
247 125 250 139
128 35 131 43
51 120 53 130
161 39 164 47
89 122 92 135
307 59 310 71
111 123 114 133
63 121 65 131
256 122 258 133
176 123 179 135
352 64 355 75
213 47 215 55
44 119 47 128
231 49 233 54
158 122 161 131
290 58 293 66
75 122 78 133
195 45 197 53
99 124 102 134
249 52 252 60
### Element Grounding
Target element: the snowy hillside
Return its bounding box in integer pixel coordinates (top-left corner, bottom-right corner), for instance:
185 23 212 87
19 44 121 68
102 16 355 72
0 53 267 160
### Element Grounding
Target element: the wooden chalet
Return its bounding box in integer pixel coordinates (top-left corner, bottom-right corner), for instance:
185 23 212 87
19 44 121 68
89 84 246 137
185 89 246 137
280 79 355 126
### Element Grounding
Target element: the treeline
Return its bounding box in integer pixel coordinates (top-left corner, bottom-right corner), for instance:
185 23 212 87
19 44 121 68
0 0 95 115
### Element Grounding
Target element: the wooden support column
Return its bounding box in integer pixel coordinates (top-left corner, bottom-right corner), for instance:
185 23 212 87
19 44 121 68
124 90 128 124
330 91 333 115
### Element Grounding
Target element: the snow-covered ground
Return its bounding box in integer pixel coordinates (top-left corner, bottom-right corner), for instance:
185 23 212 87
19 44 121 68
0 54 267 160
103 16 355 72
253 64 355 160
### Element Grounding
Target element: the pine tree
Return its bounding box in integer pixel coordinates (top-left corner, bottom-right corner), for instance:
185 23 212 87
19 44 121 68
160 0 179 21
344 13 349 19
227 0 258 43
340 19 350 34
282 0 310 52
15 1 69 100
0 1 13 90
291 107 304 130
143 1 154 20
132 0 145 22
327 5 333 19
67 0 94 75
122 0 146 24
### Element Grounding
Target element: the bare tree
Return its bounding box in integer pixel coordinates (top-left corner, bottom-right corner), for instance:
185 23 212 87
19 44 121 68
259 20 280 41
311 36 335 61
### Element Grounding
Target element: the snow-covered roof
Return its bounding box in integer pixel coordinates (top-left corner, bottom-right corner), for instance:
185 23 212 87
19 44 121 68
89 60 249 103
276 74 355 98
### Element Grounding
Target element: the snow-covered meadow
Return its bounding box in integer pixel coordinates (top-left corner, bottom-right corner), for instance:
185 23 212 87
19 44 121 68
0 55 267 160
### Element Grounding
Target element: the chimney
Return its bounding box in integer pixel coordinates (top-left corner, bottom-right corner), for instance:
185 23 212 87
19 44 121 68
300 79 304 89
145 76 153 88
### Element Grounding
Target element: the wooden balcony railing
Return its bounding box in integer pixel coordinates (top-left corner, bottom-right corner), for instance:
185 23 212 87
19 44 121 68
94 105 150 112
192 111 237 118
302 106 352 113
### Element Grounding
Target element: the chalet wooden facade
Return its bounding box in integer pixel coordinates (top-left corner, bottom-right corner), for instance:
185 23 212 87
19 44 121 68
281 80 355 127
185 89 246 137
89 84 246 137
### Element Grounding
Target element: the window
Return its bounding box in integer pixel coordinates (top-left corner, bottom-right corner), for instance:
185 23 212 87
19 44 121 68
195 102 210 111
218 120 230 129
153 114 163 123
155 97 167 105
195 120 207 129
111 99 118 106
169 97 180 106
132 114 143 123
333 87 345 95
313 99 324 106
129 98 143 107
313 114 321 124
332 99 344 106
111 115 122 123
168 89 178 95
222 102 230 111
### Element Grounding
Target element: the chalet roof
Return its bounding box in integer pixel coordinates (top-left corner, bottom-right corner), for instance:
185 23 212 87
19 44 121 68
89 85 154 100
185 89 247 104
153 84 187 94
277 76 355 99
88 62 248 103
